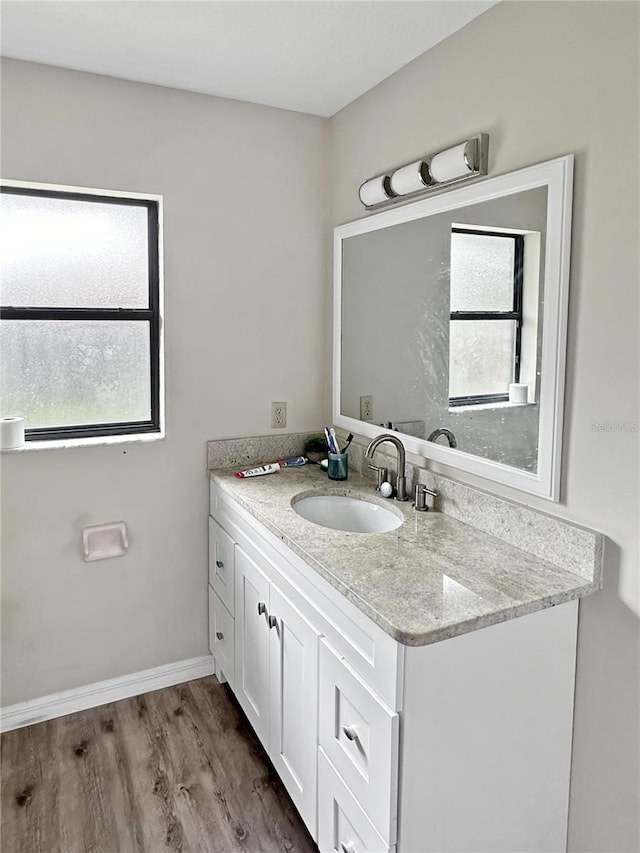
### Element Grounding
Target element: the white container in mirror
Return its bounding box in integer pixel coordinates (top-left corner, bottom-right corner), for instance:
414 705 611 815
509 383 529 404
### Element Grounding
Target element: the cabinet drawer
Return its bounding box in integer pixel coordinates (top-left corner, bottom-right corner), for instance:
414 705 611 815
209 586 235 689
319 640 398 844
209 516 235 613
318 749 393 853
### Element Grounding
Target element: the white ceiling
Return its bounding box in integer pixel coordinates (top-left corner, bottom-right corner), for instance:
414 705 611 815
0 0 496 117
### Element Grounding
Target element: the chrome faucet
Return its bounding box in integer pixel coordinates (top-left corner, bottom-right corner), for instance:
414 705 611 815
427 427 457 448
365 433 408 501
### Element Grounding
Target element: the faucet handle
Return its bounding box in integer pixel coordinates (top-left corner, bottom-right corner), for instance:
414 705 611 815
368 464 388 490
414 484 437 512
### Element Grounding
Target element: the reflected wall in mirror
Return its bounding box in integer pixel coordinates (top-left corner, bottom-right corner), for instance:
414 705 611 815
333 156 574 500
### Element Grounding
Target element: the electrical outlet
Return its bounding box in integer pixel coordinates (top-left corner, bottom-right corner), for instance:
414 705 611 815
360 395 373 421
271 401 287 429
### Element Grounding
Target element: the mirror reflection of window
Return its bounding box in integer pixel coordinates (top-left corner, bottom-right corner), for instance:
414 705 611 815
448 228 523 406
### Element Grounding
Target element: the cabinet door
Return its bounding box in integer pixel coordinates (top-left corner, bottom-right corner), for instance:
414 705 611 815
234 544 271 747
269 584 321 839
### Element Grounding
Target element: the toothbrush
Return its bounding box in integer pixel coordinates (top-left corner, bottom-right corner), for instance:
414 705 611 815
329 428 339 453
341 433 354 453
324 427 338 454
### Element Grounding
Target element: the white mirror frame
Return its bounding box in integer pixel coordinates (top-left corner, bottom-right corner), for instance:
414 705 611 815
333 155 574 501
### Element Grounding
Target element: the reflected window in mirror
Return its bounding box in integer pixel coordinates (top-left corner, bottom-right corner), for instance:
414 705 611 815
448 228 523 407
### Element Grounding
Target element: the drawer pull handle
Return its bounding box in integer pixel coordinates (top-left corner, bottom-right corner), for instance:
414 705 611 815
215 631 224 641
268 615 278 629
342 725 359 742
341 842 356 853
215 560 224 569
258 602 267 616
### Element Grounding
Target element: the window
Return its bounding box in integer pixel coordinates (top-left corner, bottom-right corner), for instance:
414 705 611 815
448 227 523 406
0 182 162 442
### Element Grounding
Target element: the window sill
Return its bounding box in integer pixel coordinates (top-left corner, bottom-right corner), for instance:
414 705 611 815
448 401 537 413
1 431 165 453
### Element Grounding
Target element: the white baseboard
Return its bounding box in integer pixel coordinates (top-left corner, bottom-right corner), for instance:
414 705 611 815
0 654 216 733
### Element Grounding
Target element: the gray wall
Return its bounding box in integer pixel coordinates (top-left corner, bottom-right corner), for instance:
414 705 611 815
330 2 639 850
0 59 330 704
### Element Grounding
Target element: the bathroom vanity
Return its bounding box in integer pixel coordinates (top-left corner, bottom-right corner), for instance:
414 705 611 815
203 153 595 852
207 462 602 853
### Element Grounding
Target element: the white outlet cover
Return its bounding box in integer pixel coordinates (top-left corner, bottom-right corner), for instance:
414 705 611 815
271 401 287 428
360 395 373 421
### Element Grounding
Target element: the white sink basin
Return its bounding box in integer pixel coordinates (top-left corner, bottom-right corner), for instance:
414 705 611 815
292 494 402 533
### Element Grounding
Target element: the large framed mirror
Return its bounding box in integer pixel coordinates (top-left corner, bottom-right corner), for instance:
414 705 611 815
333 156 574 500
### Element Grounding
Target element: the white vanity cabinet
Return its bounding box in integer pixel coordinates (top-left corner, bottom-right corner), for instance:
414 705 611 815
209 479 579 853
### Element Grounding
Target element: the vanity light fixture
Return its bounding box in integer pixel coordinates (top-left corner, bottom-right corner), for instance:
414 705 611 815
358 133 489 209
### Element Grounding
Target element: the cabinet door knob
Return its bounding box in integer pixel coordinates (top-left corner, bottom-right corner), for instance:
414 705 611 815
341 842 356 853
268 615 278 629
257 602 267 616
215 631 223 641
342 725 358 742
215 560 224 569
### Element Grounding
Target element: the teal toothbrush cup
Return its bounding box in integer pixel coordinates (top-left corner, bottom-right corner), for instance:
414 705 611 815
327 452 348 481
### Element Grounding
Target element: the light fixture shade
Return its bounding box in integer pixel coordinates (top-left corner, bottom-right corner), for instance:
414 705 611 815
358 134 488 208
430 139 479 183
389 160 432 196
358 174 395 207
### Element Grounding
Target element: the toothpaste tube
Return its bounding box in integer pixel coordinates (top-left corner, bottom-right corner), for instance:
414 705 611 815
234 457 308 478
235 463 280 478
278 456 308 467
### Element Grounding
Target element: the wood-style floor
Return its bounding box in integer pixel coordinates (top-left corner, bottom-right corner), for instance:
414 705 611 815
1 676 318 853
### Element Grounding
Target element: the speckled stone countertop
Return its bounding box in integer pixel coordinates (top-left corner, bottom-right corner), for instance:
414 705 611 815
208 465 602 646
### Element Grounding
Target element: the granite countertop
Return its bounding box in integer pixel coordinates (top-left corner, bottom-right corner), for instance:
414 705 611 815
208 465 601 646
